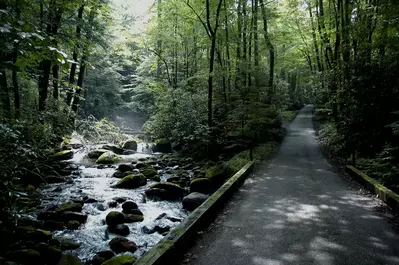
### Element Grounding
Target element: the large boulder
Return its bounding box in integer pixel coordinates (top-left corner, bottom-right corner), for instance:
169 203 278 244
88 149 109 159
112 174 147 189
96 151 121 164
52 150 74 161
182 192 209 211
55 202 82 213
145 182 184 200
153 139 172 153
101 255 136 265
122 140 138 151
37 244 62 265
189 178 212 194
108 224 129 236
102 144 125 155
105 211 124 226
108 237 137 254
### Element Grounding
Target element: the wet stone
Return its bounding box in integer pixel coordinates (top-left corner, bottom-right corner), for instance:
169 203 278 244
109 237 137 254
108 224 130 236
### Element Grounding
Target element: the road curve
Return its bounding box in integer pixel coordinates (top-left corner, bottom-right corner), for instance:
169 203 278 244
183 105 399 265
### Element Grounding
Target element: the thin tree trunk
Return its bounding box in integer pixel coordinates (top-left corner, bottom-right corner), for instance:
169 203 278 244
0 70 11 120
235 0 242 91
253 0 259 88
308 1 322 72
224 0 231 102
12 0 21 118
71 55 87 113
66 3 84 106
52 64 59 99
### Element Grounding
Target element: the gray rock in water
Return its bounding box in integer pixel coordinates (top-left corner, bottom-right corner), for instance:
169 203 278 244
109 237 137 254
121 201 138 214
182 192 210 211
108 224 129 236
91 250 115 265
117 164 134 173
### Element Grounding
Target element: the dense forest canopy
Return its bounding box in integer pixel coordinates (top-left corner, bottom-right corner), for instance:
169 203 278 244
0 0 398 218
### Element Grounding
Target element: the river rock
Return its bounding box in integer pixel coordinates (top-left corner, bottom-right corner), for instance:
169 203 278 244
105 211 124 226
117 164 134 173
108 224 130 236
154 224 171 234
133 162 146 169
101 254 136 265
55 202 83 213
109 237 137 254
15 226 52 242
91 250 115 265
51 238 81 250
37 244 62 265
67 220 80 230
124 214 144 223
56 254 83 265
61 211 88 223
40 220 65 231
112 170 125 178
112 174 147 189
88 149 109 159
8 249 41 265
102 144 125 155
122 150 135 155
189 178 212 194
206 163 231 186
96 151 121 164
108 201 118 208
182 192 209 211
52 150 74 161
122 140 138 151
167 176 180 182
121 201 138 214
140 167 157 178
113 197 128 203
145 182 184 200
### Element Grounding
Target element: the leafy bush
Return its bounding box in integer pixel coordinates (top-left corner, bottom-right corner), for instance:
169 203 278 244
318 122 349 158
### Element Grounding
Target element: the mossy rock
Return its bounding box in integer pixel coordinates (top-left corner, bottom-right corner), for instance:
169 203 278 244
101 254 136 265
102 144 124 155
153 139 172 153
151 175 161 182
52 150 74 161
105 211 124 226
206 164 230 182
145 182 184 200
140 167 157 178
15 226 52 242
55 202 83 213
122 140 138 151
9 249 41 265
52 238 81 250
182 192 209 211
170 169 187 176
190 178 212 194
112 174 147 189
124 214 144 223
137 157 148 162
96 151 121 164
88 149 109 159
167 176 180 182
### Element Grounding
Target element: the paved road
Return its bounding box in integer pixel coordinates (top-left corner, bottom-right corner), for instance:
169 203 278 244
182 105 399 265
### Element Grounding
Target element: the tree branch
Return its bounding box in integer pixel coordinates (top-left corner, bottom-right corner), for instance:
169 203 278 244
186 0 211 38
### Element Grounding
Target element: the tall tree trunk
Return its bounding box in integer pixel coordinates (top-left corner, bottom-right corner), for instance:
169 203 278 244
253 0 259 88
38 1 63 111
0 70 11 120
12 0 21 118
66 4 85 106
242 0 247 87
308 1 322 72
235 0 242 91
224 0 231 103
71 55 86 113
259 0 275 99
52 64 59 99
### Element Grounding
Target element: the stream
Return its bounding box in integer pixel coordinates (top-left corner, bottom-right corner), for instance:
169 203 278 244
36 142 188 263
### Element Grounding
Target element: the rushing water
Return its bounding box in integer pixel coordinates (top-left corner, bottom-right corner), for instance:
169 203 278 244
38 142 188 262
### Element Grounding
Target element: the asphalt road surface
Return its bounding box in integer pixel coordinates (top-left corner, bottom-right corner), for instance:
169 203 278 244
182 105 399 265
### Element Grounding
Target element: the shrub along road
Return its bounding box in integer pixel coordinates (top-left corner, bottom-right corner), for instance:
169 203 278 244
181 105 399 265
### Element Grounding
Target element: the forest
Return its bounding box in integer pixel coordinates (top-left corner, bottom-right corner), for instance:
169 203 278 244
0 0 399 264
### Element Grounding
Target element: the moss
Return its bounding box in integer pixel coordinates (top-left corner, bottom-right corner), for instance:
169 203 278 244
96 151 121 164
112 174 147 189
52 150 74 161
156 138 170 144
140 167 157 178
88 149 109 159
101 254 136 265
